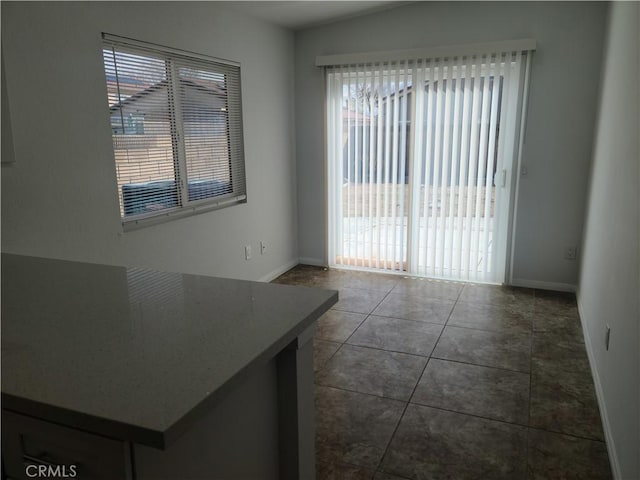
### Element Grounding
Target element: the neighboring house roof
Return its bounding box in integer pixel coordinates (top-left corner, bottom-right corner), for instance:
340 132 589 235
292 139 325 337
105 74 146 87
109 79 226 114
342 107 372 124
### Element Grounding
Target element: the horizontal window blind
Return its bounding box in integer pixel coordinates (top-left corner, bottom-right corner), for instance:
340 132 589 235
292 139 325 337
326 43 532 283
102 34 246 228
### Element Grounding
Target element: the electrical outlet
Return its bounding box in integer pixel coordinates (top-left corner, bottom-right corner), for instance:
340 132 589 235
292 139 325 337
260 241 267 255
605 325 611 351
244 245 252 261
565 246 577 260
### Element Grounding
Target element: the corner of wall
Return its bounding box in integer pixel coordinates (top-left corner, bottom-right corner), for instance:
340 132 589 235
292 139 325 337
258 258 300 283
510 278 576 292
298 257 327 267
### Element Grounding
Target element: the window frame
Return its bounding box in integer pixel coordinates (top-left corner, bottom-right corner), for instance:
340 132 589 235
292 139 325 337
102 33 247 231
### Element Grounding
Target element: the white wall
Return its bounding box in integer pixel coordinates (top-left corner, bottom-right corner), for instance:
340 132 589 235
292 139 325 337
1 1 297 281
294 1 606 287
578 3 640 479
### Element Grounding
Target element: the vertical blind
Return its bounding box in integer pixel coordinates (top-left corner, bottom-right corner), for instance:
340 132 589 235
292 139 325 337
102 34 246 227
325 43 532 282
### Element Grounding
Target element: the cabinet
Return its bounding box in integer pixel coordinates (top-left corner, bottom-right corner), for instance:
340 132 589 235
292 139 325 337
3 410 132 479
3 342 311 480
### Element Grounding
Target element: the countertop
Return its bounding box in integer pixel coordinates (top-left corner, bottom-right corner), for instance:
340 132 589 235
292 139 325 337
1 254 337 449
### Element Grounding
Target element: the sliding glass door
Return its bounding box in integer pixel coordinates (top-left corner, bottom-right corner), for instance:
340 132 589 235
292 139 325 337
326 49 529 283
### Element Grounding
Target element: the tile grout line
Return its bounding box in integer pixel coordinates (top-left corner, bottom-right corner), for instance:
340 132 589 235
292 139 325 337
314 341 342 373
527 300 535 474
341 285 396 345
373 361 427 474
315 382 608 457
314 383 412 404
406 400 530 430
526 424 609 444
313 282 395 387
314 277 386 371
428 355 531 374
435 321 533 336
354 311 450 326
341 343 436 360
373 290 459 474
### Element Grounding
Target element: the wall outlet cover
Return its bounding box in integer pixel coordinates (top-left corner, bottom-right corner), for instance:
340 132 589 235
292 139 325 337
565 246 577 260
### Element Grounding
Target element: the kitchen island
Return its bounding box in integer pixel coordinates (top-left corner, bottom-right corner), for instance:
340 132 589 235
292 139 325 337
1 254 337 479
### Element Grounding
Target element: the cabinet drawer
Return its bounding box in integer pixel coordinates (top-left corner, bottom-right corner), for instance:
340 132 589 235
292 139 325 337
2 410 132 480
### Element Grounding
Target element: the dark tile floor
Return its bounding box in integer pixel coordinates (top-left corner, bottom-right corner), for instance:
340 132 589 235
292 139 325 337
273 265 612 480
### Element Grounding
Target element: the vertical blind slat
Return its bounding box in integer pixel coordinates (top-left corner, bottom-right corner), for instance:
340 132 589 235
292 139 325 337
390 63 400 270
462 59 482 279
361 64 367 267
355 64 360 266
345 65 352 266
421 58 434 275
375 64 384 269
328 70 340 265
438 62 453 276
446 57 464 275
398 61 409 271
476 55 490 280
409 60 425 273
367 64 375 269
431 58 442 275
482 56 503 276
383 64 392 267
429 58 443 274
455 57 473 277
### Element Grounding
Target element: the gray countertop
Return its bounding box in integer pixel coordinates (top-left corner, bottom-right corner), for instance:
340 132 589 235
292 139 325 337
1 254 337 449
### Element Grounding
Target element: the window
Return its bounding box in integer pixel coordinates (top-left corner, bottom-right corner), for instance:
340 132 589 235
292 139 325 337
102 34 246 228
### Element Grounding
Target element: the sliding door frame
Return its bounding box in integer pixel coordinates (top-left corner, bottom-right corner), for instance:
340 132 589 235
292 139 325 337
322 41 535 284
505 52 533 285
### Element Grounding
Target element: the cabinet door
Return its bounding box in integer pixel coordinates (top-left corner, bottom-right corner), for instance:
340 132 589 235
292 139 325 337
2 410 132 480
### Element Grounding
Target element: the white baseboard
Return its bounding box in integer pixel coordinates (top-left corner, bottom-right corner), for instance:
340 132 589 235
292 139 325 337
576 294 621 479
298 257 327 267
510 278 576 292
258 259 299 283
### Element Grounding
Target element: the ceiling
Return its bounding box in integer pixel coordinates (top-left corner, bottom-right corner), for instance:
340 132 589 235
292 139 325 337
225 1 412 30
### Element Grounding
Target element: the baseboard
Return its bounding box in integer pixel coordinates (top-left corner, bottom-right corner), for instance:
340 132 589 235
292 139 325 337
510 278 576 292
258 259 299 283
576 294 621 479
298 257 327 267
